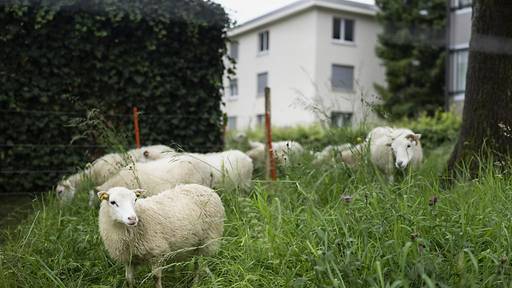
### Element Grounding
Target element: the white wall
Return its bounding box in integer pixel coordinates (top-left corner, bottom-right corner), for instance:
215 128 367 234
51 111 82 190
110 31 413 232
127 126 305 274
224 9 318 130
314 7 385 125
223 6 385 130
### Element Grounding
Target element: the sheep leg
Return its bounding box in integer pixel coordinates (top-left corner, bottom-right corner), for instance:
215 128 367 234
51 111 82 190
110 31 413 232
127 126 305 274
152 264 162 288
193 258 201 285
88 190 96 207
125 264 135 288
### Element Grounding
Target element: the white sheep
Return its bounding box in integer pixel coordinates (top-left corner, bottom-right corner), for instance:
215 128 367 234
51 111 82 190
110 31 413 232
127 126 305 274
368 127 423 178
94 155 213 198
95 149 253 197
340 127 423 180
130 144 175 162
313 143 352 165
190 150 253 190
56 145 174 203
97 184 224 288
246 140 304 166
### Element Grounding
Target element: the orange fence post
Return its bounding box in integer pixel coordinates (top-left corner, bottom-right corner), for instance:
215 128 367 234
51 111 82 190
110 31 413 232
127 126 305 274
264 87 277 181
132 107 141 149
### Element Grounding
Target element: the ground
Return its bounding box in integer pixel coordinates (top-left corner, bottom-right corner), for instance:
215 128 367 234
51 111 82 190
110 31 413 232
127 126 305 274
1 142 512 287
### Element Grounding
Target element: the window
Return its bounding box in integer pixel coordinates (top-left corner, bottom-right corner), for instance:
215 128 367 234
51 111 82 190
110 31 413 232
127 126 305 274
258 31 269 52
230 41 239 60
331 112 353 128
452 50 468 93
332 18 355 42
256 114 265 128
227 116 237 130
451 0 472 8
229 79 238 99
257 72 268 97
331 65 354 91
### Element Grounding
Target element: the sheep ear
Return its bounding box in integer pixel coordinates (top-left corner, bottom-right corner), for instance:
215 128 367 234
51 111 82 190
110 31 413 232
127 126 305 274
143 150 149 157
415 134 422 140
97 191 109 201
405 134 419 143
133 189 146 198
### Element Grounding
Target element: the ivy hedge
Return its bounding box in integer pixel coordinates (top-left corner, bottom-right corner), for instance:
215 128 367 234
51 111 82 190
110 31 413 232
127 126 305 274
0 0 230 194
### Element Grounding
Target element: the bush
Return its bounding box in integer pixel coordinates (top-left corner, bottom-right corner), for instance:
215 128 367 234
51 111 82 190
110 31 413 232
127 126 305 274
395 111 461 150
226 125 369 152
0 0 230 194
226 112 460 152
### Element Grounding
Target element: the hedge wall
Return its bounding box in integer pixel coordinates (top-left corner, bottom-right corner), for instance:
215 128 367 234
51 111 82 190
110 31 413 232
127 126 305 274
0 0 230 194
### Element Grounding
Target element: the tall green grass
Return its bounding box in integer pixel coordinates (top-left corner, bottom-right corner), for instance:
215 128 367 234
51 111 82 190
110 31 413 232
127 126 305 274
2 143 512 287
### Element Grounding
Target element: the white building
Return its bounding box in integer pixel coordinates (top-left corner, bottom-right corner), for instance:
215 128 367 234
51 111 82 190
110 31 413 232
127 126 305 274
223 0 386 130
447 0 472 114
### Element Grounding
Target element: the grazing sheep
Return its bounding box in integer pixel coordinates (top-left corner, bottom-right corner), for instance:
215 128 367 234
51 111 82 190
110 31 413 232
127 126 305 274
131 145 175 162
339 127 423 180
95 150 253 202
368 127 423 178
95 155 213 198
56 145 174 203
246 140 304 166
313 143 352 165
340 144 366 167
97 184 224 288
191 150 253 190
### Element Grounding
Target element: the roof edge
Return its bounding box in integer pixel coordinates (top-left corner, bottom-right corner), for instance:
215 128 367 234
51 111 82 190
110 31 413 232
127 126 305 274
228 0 377 37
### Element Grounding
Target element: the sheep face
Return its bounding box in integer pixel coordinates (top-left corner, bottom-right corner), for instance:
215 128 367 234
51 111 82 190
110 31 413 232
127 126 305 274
97 187 145 226
56 180 75 203
142 145 173 162
390 134 421 169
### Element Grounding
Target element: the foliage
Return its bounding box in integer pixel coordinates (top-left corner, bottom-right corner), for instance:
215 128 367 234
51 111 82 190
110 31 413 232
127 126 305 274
226 125 368 152
5 143 512 287
0 0 230 194
227 112 460 152
374 0 447 119
395 111 462 150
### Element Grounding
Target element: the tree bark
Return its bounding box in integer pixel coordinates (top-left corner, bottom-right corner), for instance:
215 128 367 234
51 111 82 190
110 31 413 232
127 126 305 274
448 0 512 174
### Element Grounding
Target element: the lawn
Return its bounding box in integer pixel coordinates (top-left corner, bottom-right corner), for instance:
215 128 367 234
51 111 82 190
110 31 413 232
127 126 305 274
1 142 512 287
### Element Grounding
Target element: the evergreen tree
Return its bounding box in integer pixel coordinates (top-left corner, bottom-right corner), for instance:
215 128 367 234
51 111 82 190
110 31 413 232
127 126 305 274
375 0 447 119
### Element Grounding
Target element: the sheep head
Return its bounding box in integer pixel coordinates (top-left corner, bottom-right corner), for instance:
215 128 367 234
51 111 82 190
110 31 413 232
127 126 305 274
97 187 146 226
390 133 421 169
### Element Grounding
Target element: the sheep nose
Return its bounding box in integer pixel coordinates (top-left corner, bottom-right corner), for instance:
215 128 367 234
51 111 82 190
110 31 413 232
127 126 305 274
396 161 405 168
127 216 138 226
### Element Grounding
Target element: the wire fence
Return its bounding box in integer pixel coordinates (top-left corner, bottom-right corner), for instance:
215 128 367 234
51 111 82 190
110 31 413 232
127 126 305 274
0 109 215 119
2 108 228 195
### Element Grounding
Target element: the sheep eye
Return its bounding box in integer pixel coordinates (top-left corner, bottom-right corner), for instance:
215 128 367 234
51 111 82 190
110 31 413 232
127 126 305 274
407 144 412 148
110 201 118 206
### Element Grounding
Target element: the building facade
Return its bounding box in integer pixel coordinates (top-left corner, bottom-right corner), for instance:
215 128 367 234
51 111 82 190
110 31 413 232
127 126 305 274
447 0 472 113
223 0 386 130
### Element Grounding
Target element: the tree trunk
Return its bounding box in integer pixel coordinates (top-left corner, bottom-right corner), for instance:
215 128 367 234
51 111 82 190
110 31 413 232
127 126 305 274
448 0 512 174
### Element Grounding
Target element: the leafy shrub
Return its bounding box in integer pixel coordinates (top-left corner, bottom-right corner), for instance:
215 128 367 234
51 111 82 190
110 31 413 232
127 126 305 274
0 0 230 194
395 111 461 150
226 125 368 152
226 112 460 152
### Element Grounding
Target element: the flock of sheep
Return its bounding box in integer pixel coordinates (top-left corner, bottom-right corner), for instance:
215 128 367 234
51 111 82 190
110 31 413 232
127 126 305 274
55 126 423 287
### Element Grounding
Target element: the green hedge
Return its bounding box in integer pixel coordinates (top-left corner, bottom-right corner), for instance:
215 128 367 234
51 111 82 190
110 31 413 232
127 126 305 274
0 0 230 194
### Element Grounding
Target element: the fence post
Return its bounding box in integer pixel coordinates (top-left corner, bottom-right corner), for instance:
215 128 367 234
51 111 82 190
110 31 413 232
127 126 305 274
264 87 277 181
132 107 141 149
